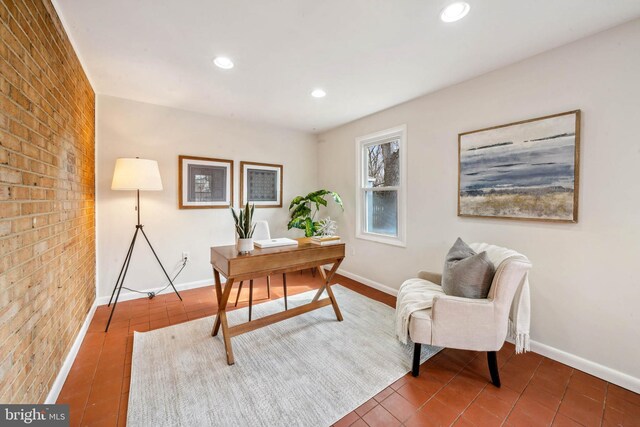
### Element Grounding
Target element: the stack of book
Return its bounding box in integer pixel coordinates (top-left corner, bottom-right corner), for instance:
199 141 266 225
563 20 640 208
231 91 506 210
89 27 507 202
310 235 341 246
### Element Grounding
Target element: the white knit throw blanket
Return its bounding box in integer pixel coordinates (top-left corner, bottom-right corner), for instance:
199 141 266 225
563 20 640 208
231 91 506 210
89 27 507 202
395 243 531 353
394 278 445 344
470 243 531 354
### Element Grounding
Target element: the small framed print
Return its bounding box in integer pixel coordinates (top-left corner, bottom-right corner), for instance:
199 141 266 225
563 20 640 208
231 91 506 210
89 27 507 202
179 155 233 209
240 161 283 208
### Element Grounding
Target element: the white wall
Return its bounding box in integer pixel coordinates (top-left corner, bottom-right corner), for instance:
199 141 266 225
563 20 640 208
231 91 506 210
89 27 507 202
96 95 317 298
318 20 640 382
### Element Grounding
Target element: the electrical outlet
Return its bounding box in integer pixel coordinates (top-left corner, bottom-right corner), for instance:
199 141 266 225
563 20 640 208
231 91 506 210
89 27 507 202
182 251 190 261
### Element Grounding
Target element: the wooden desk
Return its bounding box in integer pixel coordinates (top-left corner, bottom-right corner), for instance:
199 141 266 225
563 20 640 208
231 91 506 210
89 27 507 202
210 238 345 365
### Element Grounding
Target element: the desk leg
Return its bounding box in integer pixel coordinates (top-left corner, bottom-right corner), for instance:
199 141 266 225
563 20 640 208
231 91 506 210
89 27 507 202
211 272 236 365
211 269 223 336
312 258 344 321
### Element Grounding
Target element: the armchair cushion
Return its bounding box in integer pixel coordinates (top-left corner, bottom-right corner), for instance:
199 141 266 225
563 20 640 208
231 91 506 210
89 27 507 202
408 308 433 345
442 238 495 299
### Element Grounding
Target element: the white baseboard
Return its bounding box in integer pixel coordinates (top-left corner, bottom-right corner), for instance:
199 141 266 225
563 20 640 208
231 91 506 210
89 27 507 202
95 278 215 306
45 301 97 404
337 268 398 296
340 268 640 394
528 339 640 394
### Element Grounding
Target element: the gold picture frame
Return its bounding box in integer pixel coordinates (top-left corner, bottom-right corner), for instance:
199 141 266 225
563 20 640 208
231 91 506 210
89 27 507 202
458 110 580 223
178 155 234 209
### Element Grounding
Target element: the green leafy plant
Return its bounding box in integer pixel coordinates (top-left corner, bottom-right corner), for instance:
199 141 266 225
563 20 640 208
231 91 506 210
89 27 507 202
230 203 256 238
288 190 343 237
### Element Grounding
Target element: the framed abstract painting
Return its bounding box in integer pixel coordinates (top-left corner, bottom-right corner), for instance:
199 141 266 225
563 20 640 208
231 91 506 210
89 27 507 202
458 110 580 222
240 161 283 208
178 155 233 209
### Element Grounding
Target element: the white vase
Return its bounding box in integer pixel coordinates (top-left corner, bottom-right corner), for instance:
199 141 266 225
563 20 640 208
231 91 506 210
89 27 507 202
237 238 254 254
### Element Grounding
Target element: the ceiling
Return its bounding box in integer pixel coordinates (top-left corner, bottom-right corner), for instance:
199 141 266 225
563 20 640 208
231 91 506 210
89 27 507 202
54 0 640 133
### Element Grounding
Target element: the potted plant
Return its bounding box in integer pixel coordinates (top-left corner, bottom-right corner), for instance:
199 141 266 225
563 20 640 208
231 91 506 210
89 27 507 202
231 203 256 253
287 190 343 237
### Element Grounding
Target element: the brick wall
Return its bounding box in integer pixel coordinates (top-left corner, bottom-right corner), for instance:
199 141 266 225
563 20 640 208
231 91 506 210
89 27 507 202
0 0 95 403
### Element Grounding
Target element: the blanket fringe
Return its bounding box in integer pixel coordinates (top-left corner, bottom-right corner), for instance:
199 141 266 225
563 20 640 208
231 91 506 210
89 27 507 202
509 320 530 354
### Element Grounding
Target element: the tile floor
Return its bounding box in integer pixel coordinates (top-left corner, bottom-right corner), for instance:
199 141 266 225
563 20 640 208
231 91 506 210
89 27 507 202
56 271 640 427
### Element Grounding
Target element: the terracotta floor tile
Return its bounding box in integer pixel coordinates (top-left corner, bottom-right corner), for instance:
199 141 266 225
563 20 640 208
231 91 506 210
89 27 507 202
57 274 640 427
528 373 569 398
472 387 516 419
567 372 606 403
480 382 521 406
373 387 394 403
558 388 604 427
149 311 168 322
59 376 93 402
83 411 118 427
380 392 418 422
397 381 434 407
507 395 556 426
406 398 460 427
459 401 503 427
521 382 563 412
602 405 624 426
552 413 584 426
354 398 378 417
69 406 84 427
608 384 640 407
121 376 130 395
87 379 123 407
500 366 534 393
81 395 120 426
333 411 359 427
150 318 171 330
409 373 448 397
453 417 476 427
128 322 150 334
389 374 411 391
63 393 89 416
505 408 552 427
606 392 639 414
361 404 401 427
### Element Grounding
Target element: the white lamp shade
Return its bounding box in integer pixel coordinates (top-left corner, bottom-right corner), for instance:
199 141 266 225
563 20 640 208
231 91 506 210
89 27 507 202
111 158 163 191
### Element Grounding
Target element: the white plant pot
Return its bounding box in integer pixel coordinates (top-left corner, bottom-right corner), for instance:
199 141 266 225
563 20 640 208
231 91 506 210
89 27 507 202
237 238 254 254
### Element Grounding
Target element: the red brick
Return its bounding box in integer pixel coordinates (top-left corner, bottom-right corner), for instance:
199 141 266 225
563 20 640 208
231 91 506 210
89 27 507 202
0 0 95 403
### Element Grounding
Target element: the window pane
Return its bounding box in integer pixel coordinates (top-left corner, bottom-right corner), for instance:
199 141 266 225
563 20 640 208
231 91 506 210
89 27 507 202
365 190 398 236
366 140 400 187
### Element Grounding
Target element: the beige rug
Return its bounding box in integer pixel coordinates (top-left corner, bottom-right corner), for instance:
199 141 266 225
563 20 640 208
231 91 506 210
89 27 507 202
127 285 440 427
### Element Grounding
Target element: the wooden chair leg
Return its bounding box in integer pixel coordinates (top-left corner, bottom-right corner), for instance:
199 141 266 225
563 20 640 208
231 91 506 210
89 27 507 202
248 280 254 321
282 273 288 310
487 351 501 387
234 281 244 307
266 276 271 299
412 343 421 377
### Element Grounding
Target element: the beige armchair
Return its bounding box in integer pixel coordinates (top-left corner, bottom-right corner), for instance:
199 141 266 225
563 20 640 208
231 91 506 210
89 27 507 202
409 255 531 387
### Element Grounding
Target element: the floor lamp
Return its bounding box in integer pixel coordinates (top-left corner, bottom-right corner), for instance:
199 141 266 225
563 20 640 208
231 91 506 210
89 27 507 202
105 158 183 332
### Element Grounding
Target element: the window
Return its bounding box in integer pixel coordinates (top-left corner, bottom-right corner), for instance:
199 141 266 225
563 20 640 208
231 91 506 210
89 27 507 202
356 125 407 247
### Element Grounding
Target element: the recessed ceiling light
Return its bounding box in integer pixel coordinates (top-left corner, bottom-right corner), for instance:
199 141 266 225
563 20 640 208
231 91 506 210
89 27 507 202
213 56 234 69
440 2 470 23
311 89 326 98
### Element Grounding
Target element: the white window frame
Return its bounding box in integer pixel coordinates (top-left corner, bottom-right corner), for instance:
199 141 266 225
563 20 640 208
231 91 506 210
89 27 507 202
355 124 407 247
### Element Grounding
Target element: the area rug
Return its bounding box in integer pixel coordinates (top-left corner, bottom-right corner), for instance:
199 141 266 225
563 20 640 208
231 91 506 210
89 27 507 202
127 285 440 427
